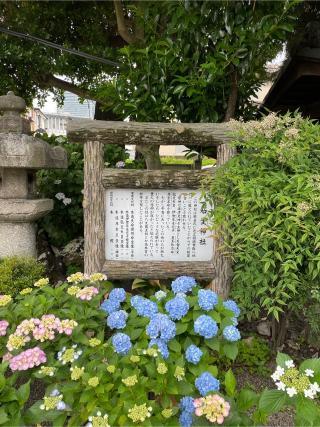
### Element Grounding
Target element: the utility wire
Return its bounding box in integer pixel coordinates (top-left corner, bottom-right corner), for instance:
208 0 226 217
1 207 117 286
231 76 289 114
0 26 121 68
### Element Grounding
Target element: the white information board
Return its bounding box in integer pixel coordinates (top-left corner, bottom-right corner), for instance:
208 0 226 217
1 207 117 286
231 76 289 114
105 189 213 262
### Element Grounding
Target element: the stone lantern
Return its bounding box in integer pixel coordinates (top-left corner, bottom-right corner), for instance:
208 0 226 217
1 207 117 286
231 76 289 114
0 91 67 258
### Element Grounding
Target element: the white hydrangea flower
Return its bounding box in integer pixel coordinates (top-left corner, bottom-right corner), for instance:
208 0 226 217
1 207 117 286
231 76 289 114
310 382 320 393
55 192 65 200
276 381 286 391
285 360 295 368
304 388 316 399
305 369 314 377
116 161 125 168
271 366 285 382
286 387 297 397
63 197 72 206
54 179 62 185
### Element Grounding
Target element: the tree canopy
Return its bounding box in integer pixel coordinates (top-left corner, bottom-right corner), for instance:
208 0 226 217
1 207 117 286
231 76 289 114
0 0 298 123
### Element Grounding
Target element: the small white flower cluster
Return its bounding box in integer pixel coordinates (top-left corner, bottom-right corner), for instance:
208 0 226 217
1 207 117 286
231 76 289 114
271 360 320 399
86 411 110 427
55 192 72 206
40 389 68 411
57 345 82 365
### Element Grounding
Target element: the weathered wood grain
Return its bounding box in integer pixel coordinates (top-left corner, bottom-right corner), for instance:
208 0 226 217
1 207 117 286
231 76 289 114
103 261 215 280
83 140 105 275
210 144 236 297
102 169 214 189
67 118 233 146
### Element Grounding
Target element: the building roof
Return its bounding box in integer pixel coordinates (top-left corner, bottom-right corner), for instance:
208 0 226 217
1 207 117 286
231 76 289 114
262 24 320 119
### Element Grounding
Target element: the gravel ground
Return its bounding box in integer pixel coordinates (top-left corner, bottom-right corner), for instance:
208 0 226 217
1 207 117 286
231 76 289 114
237 370 295 427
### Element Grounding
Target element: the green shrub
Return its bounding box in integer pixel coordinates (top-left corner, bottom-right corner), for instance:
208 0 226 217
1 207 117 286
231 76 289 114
36 134 128 246
211 335 271 376
0 256 45 295
203 113 320 330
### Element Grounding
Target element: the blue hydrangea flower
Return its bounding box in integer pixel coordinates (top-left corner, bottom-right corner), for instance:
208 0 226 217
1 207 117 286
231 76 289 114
231 317 238 326
185 344 203 365
179 411 193 427
171 276 197 294
165 295 189 320
146 313 176 342
109 288 126 303
195 372 220 396
198 289 218 311
149 338 169 359
223 325 241 342
101 298 120 315
112 333 132 355
131 295 158 318
223 300 241 317
194 315 218 339
180 396 194 413
107 310 128 329
155 290 167 301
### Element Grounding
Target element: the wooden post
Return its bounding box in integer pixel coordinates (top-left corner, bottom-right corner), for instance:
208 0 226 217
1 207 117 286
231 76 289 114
83 140 105 275
210 143 236 298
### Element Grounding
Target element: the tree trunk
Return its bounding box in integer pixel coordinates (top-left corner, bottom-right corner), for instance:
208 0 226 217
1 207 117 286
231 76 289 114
136 144 162 169
271 314 289 350
210 70 238 297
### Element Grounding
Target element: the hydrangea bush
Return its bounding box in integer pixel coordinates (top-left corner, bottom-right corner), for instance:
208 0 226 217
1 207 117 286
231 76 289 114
0 273 319 426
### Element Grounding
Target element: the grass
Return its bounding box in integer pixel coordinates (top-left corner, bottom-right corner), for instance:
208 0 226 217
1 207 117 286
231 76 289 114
125 156 216 167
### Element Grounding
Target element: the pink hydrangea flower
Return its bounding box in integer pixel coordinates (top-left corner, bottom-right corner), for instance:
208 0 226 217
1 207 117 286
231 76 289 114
3 352 12 362
59 319 78 335
0 320 9 336
9 347 46 371
13 315 77 344
76 286 99 301
193 394 230 424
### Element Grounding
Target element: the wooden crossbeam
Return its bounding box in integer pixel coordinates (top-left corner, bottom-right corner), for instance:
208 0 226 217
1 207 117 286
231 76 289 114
102 169 214 189
67 118 232 146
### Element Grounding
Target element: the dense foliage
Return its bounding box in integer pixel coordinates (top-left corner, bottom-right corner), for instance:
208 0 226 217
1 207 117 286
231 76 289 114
0 257 45 296
203 114 320 330
99 1 297 123
36 134 128 246
0 1 297 124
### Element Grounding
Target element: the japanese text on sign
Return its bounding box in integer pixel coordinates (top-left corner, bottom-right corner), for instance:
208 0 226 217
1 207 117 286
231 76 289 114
105 189 213 262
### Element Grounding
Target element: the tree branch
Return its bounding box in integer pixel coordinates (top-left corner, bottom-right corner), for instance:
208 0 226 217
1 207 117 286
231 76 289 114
113 0 136 44
37 74 112 108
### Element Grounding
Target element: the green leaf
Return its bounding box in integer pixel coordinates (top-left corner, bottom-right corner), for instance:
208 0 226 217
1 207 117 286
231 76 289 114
276 352 292 368
223 342 238 360
237 389 259 412
130 328 143 340
0 375 5 393
258 390 287 414
16 381 30 406
0 408 9 425
176 323 188 335
295 395 320 424
205 338 220 352
299 359 320 376
131 279 147 289
168 339 181 353
224 369 236 397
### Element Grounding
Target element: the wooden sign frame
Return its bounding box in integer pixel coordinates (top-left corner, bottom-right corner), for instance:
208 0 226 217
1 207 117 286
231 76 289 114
101 169 214 280
68 118 233 293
